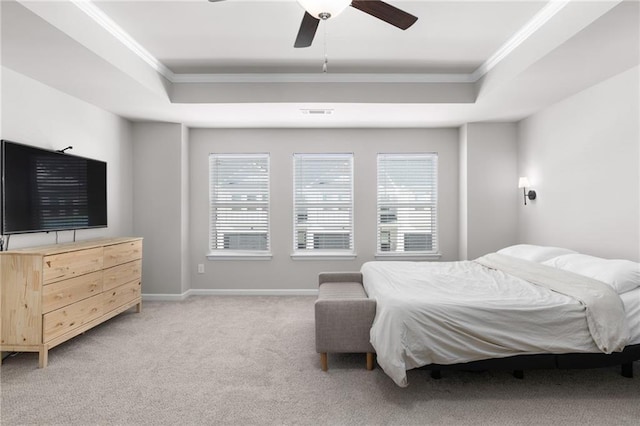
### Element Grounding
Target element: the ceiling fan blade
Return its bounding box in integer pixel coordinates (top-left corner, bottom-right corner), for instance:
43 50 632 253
294 12 320 48
350 0 418 30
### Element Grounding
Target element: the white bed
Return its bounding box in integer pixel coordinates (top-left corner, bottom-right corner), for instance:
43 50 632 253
361 246 640 387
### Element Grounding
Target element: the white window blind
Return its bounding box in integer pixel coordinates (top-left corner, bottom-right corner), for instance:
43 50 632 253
209 154 270 254
377 153 438 254
293 153 354 253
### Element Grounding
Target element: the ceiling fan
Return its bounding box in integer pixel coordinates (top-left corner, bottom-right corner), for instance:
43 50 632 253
208 0 418 48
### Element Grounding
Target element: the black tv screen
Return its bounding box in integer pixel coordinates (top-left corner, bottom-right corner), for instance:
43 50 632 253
1 140 107 235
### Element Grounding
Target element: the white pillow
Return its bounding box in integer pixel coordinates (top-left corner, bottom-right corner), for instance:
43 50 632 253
542 253 640 294
497 244 577 263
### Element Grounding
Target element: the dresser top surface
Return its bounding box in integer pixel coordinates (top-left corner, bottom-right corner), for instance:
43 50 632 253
0 237 142 256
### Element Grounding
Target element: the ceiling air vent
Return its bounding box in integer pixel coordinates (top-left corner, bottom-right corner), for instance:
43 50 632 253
301 109 334 115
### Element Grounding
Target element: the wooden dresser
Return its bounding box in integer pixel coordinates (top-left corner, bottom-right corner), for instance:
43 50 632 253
0 237 142 367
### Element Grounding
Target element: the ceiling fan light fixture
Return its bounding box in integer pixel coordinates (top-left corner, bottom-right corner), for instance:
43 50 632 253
297 0 351 20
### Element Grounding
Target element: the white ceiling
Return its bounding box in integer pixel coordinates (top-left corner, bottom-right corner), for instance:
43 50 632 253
1 0 638 128
94 0 546 74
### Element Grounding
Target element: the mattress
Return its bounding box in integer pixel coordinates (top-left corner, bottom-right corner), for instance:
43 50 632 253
362 259 632 387
622 288 640 344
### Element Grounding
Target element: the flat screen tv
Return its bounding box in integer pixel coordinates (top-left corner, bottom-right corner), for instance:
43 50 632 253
1 140 107 235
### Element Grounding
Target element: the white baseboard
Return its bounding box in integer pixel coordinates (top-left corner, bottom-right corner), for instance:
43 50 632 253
142 288 318 301
141 293 190 302
187 289 319 296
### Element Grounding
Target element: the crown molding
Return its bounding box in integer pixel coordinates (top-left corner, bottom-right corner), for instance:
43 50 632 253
470 0 570 81
70 0 175 81
71 0 570 86
171 72 475 84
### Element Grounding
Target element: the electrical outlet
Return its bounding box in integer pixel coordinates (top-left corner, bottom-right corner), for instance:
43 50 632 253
197 264 205 274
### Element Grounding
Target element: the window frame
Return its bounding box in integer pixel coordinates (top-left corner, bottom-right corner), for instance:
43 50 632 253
375 153 440 260
207 153 272 260
291 153 356 260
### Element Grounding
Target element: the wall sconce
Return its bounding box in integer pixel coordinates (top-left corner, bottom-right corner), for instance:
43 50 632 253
518 177 537 205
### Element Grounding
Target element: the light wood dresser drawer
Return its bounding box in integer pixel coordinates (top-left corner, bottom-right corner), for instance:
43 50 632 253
42 271 103 314
103 280 141 312
1 237 142 367
43 293 103 342
104 240 142 269
43 247 103 285
103 259 142 292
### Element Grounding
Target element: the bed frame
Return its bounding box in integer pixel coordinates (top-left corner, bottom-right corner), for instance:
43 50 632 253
424 344 640 379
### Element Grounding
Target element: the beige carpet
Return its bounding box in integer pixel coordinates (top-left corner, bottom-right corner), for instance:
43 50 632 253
1 296 639 425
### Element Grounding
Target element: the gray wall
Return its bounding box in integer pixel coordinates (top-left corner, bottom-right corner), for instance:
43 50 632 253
188 128 459 292
132 122 189 295
6 64 637 296
460 122 518 260
180 125 191 294
517 66 640 261
458 124 468 260
0 67 133 250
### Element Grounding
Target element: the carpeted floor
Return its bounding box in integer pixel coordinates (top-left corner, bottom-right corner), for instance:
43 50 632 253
1 296 639 425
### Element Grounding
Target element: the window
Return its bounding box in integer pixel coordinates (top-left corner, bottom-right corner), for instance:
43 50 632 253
293 153 354 256
377 153 438 255
209 154 270 257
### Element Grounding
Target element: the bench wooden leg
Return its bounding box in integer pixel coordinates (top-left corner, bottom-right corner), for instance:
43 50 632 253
366 353 374 370
320 353 328 372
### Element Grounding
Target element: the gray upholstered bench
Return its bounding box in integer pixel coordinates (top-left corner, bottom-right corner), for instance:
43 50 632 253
315 272 376 371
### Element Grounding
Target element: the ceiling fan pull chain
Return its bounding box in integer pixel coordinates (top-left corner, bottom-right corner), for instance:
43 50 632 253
323 20 328 73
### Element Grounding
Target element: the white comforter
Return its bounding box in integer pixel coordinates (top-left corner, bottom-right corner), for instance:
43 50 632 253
361 256 629 387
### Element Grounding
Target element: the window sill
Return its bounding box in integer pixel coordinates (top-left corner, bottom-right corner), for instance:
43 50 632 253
375 252 442 261
207 252 273 261
291 252 357 261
